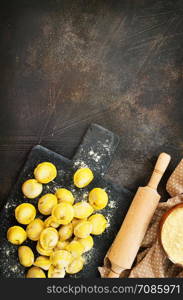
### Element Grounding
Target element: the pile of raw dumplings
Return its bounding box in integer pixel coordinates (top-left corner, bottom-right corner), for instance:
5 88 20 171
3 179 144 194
7 162 109 278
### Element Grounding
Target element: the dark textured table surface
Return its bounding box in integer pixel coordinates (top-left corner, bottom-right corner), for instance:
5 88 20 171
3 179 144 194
0 0 183 207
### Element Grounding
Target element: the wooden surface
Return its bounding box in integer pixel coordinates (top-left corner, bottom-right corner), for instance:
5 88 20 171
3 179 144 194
0 0 183 207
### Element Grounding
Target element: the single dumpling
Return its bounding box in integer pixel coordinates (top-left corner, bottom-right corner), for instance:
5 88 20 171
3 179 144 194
89 188 108 210
50 250 72 269
58 223 73 241
33 256 51 271
26 267 46 278
18 246 34 267
66 240 84 258
22 179 43 199
26 218 44 241
74 235 94 253
15 203 36 225
88 214 107 235
34 162 57 184
73 202 93 219
48 265 65 278
73 168 94 188
38 193 58 215
55 188 75 205
44 216 60 229
39 227 59 250
52 202 74 225
66 256 84 274
7 226 27 245
74 221 92 239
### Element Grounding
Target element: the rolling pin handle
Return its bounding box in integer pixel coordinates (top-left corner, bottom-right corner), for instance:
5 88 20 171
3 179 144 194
107 270 120 278
148 152 171 190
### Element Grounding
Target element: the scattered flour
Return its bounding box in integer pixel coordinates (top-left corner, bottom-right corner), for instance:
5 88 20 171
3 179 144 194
105 216 111 228
10 265 19 273
92 153 101 162
74 160 88 168
108 200 116 209
70 187 77 194
83 247 95 265
4 201 16 210
52 185 62 192
89 150 94 156
88 148 101 162
6 249 10 256
58 170 65 176
82 192 89 200
103 143 111 154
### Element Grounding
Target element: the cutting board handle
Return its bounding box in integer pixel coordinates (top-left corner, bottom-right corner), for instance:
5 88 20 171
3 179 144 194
72 123 120 176
147 152 171 190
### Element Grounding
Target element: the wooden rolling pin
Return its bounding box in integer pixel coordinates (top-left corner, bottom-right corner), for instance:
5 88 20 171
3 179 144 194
107 152 171 278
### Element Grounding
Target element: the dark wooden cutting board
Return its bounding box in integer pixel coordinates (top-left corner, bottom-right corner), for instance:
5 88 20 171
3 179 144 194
0 124 133 278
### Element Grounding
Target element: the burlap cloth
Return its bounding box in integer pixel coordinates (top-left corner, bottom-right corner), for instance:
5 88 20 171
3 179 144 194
99 159 183 278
